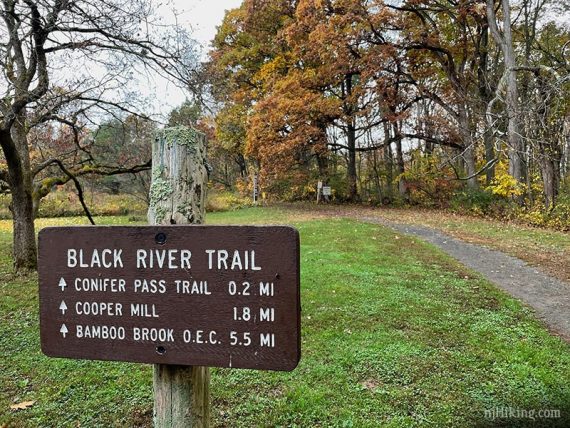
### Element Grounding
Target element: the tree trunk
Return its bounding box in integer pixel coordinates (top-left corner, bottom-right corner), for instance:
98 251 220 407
505 80 524 183
562 125 570 178
11 178 37 271
0 112 37 271
477 22 495 185
235 154 247 178
458 106 478 188
316 152 329 181
483 128 495 185
541 158 556 210
383 123 394 200
393 124 407 199
11 183 36 271
342 73 359 202
371 149 382 202
149 127 210 427
487 0 524 183
536 70 562 210
503 0 524 183
346 121 358 201
539 143 561 210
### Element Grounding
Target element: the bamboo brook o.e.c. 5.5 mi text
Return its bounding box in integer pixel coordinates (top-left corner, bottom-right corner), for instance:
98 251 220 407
38 225 301 371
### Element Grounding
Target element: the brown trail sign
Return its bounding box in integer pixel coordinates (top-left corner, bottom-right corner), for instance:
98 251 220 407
39 127 301 427
38 225 301 371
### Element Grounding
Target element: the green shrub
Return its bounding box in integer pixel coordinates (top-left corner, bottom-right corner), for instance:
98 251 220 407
449 189 512 217
449 187 570 231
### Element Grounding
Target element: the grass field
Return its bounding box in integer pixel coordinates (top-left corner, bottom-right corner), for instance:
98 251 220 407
366 206 570 282
271 203 570 282
1 207 569 427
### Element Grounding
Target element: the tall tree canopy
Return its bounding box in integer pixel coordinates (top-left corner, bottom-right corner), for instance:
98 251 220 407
208 0 569 209
0 0 199 270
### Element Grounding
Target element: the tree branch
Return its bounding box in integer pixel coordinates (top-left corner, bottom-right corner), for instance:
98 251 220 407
47 158 95 225
33 158 151 179
450 157 499 181
327 132 463 152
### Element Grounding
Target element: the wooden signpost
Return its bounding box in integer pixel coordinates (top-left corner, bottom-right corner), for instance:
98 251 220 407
38 225 301 370
253 174 259 204
38 127 301 427
149 126 211 427
317 181 323 203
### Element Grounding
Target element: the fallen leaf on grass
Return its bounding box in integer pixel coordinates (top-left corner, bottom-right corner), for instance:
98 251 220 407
360 379 379 391
10 400 35 411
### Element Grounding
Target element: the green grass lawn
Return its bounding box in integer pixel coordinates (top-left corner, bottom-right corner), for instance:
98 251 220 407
353 206 570 282
1 208 569 427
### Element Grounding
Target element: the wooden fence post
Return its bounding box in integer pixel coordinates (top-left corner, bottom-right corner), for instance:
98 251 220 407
148 126 210 427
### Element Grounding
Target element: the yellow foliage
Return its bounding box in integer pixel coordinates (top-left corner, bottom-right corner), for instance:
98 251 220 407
304 184 316 195
254 55 288 88
518 199 570 230
486 161 524 198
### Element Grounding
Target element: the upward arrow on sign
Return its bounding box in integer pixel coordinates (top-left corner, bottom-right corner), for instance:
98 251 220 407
60 324 68 338
59 301 67 315
58 278 67 291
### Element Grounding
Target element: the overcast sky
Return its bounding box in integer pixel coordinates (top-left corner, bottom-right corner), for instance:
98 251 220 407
150 0 243 118
177 0 243 49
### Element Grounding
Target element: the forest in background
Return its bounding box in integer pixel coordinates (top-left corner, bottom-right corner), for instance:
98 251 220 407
205 0 570 228
0 0 569 270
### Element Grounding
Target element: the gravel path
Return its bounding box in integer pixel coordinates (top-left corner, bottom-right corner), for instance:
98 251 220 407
361 217 570 341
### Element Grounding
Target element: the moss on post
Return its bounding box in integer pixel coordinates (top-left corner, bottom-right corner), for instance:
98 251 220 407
148 126 208 225
149 126 210 427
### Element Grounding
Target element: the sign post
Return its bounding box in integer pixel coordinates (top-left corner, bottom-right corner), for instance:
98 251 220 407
38 128 301 427
253 174 259 205
147 127 210 427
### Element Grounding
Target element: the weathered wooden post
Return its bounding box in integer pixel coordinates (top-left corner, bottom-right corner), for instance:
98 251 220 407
252 173 259 205
148 126 210 427
37 124 301 427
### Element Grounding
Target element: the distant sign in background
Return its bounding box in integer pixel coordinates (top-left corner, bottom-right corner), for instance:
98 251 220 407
38 226 300 371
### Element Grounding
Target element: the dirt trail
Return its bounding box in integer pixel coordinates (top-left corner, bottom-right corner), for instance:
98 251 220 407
359 216 570 341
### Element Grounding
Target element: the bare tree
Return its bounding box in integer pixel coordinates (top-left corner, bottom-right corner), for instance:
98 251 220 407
487 0 525 183
0 0 199 270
